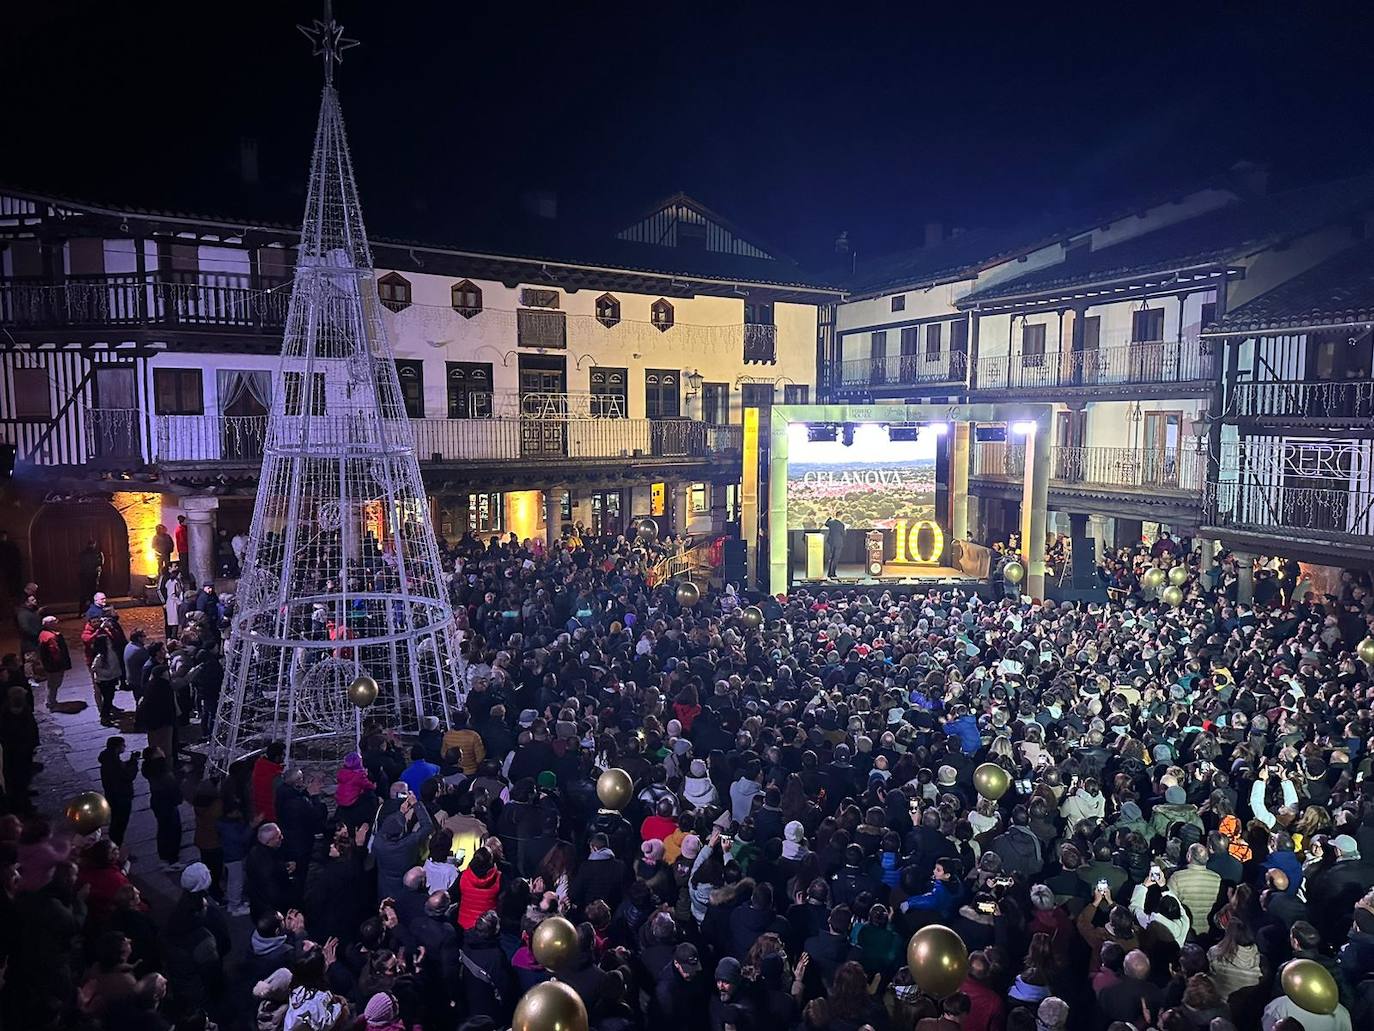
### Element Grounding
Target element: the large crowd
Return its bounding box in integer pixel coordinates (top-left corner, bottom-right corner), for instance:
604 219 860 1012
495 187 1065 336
2 524 1374 1031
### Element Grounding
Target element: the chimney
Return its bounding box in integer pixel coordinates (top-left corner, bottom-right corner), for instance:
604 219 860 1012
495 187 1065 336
239 137 260 187
924 221 944 248
1230 160 1269 199
521 189 558 220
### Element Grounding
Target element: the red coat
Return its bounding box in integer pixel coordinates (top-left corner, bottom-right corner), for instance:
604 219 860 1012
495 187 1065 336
174 523 188 558
673 702 701 733
456 865 501 930
251 756 283 823
959 975 1006 1031
78 863 132 927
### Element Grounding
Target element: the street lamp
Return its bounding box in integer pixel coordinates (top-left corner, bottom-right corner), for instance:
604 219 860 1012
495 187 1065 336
685 369 704 397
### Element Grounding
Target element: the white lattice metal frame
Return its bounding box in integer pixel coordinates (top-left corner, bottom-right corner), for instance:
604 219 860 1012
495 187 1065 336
208 75 464 774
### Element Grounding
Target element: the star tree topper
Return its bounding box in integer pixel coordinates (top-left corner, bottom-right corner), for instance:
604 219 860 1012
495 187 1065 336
297 0 359 84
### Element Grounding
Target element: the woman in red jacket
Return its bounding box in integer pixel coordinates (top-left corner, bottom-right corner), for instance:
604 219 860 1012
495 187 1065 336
77 838 133 928
456 846 502 930
672 685 701 733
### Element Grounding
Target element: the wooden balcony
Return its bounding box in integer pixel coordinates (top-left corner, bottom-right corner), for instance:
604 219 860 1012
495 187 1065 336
1230 379 1374 425
1207 480 1374 541
972 340 1215 398
834 350 967 394
0 271 290 334
972 441 1206 495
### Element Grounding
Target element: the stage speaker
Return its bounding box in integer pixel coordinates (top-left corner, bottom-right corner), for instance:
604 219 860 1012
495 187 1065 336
722 539 746 585
1070 516 1097 589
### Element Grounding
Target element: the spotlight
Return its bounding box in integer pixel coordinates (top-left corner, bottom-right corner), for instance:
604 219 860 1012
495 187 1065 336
929 422 949 435
806 424 837 443
853 424 889 450
841 423 856 447
1011 421 1037 435
889 426 919 442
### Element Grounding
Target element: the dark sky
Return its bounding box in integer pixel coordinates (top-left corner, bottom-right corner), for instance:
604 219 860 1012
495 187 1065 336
6 1 1374 267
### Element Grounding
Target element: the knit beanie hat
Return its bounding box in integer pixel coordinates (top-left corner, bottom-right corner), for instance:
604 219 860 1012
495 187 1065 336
1120 800 1143 823
1165 786 1186 805
364 992 398 1026
784 821 806 843
641 839 665 862
180 862 212 893
689 759 708 777
680 834 703 861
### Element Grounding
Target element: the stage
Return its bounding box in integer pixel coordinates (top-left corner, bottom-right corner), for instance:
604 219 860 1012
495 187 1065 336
788 561 992 596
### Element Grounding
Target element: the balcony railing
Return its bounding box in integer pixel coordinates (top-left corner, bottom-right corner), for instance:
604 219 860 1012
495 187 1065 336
971 441 1205 494
1231 379 1374 421
837 349 968 390
973 339 1215 392
148 413 741 466
1207 480 1374 538
0 272 290 331
743 323 778 364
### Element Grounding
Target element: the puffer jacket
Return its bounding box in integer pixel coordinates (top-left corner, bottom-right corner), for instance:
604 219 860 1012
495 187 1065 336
1059 788 1106 828
1207 942 1263 1000
683 775 717 810
944 715 981 755
990 826 1043 879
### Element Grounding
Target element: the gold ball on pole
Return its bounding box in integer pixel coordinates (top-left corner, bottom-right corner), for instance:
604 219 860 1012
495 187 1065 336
1003 561 1025 584
512 978 589 1031
64 791 112 835
1281 957 1339 1015
1357 637 1374 665
1161 585 1184 607
1141 567 1166 590
676 580 700 607
906 924 970 998
740 605 763 628
531 915 580 973
347 673 379 708
973 763 1010 801
596 768 634 810
1167 564 1189 587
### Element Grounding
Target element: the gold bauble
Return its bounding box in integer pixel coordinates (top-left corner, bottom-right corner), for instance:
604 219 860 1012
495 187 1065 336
973 762 1010 801
1281 957 1338 1015
906 924 970 998
531 915 580 973
1167 565 1189 587
347 674 379 708
1357 637 1374 665
635 517 659 542
741 605 763 628
1003 560 1025 584
65 791 112 834
596 768 634 810
512 978 589 1031
1141 567 1166 590
1161 585 1184 607
676 580 700 607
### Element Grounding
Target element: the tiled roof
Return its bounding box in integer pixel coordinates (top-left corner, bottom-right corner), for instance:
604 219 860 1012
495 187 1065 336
961 174 1374 306
1207 241 1374 334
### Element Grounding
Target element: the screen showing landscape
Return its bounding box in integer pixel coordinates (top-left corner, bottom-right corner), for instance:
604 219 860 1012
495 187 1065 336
785 424 938 531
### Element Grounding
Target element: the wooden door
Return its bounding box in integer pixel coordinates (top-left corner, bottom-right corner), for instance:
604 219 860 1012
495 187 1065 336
30 501 130 604
518 355 567 458
92 365 140 459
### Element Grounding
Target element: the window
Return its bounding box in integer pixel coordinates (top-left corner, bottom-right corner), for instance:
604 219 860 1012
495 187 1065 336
651 298 674 332
784 384 809 404
153 368 204 415
1199 302 1217 329
1021 323 1047 367
691 483 708 513
870 329 888 383
451 280 482 318
468 492 504 533
589 366 627 418
590 490 624 535
702 382 729 424
891 295 906 312
517 309 567 348
950 318 969 354
520 288 560 309
645 369 680 419
446 362 492 418
595 293 621 328
11 367 51 419
377 272 412 313
744 300 774 326
560 491 573 522
1132 307 1166 342
924 323 943 361
900 326 919 356
395 360 425 418
284 371 326 416
742 382 775 409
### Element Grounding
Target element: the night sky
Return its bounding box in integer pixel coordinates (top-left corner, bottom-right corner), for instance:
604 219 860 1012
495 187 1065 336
6 1 1374 268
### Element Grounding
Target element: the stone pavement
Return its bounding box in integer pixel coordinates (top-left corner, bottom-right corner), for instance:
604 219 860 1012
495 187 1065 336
23 603 200 915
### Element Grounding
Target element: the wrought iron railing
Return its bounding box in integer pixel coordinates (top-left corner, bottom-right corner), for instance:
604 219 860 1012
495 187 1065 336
645 538 723 587
1231 379 1374 421
837 349 968 390
0 272 290 330
971 442 1205 493
973 339 1215 392
147 413 742 466
1207 480 1374 538
85 408 145 461
744 323 778 364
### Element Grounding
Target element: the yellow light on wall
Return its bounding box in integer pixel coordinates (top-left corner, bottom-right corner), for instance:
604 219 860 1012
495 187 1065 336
111 491 164 579
650 482 666 517
507 490 542 542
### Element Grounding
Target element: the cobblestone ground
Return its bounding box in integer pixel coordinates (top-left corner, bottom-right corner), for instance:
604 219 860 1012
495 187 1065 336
13 603 202 916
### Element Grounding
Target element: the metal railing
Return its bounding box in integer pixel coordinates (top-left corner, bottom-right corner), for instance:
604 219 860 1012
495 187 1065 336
973 339 1215 392
147 413 742 465
0 272 290 330
743 323 778 363
1207 480 1374 538
1231 379 1374 421
645 538 723 587
971 441 1205 493
837 349 968 390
